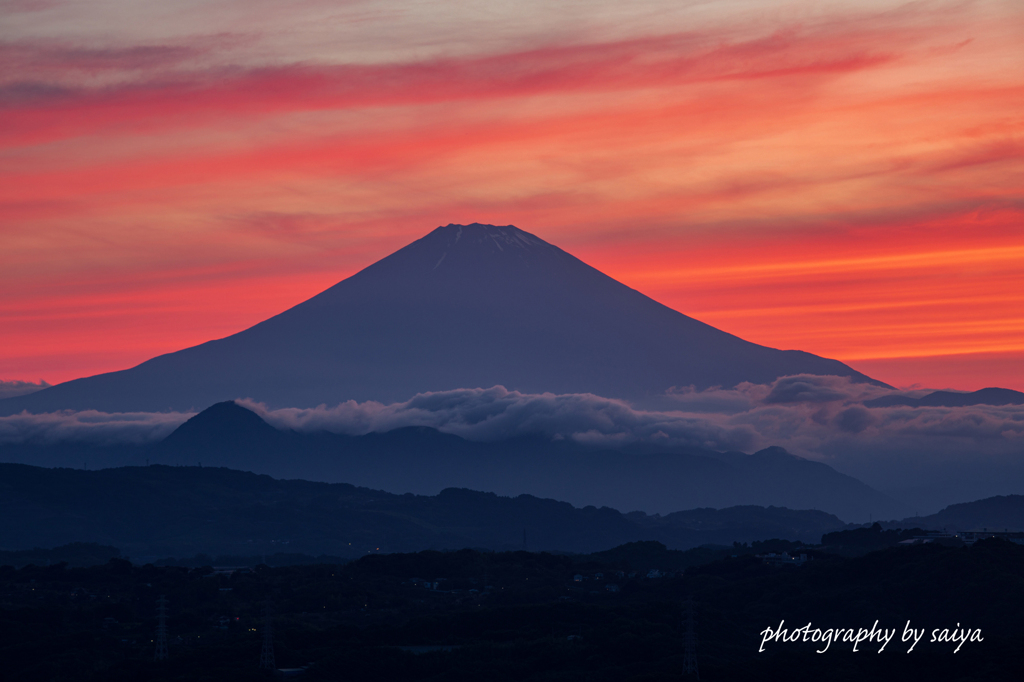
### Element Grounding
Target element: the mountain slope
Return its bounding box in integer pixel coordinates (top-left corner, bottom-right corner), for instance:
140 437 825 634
0 223 882 415
864 387 1024 408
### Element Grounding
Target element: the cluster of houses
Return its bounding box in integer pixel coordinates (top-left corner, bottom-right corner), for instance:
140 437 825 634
399 528 1024 593
407 577 490 594
405 569 681 597
568 568 679 593
571 569 670 582
755 552 810 567
754 528 1024 567
887 529 1024 547
906 529 1024 546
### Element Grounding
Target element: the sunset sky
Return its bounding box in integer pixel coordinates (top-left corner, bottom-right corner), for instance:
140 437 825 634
2 0 1022 392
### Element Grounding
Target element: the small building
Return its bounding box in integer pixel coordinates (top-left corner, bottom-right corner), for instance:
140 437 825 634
757 552 809 567
211 566 251 577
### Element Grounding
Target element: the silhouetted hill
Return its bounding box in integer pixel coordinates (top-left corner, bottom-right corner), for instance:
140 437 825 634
646 503 844 540
888 495 1024 531
0 462 852 559
0 542 122 568
864 387 1024 408
0 223 882 415
820 523 928 553
160 400 282 451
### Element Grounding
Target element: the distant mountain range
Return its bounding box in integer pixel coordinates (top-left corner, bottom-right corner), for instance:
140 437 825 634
864 387 1024 408
0 400 906 521
0 462 850 559
0 223 882 415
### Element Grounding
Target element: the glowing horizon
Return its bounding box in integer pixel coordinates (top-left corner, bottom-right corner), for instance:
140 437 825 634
2 0 1022 391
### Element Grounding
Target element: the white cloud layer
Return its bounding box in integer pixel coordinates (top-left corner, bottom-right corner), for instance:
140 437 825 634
240 378 1024 477
239 387 760 452
0 409 191 445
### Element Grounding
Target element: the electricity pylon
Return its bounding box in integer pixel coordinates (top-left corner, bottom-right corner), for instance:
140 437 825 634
154 595 169 661
259 601 276 670
682 596 699 678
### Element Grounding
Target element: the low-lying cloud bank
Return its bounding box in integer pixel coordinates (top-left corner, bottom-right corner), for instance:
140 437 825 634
0 380 51 400
0 409 191 445
240 379 1024 478
241 388 760 452
2 377 1022 508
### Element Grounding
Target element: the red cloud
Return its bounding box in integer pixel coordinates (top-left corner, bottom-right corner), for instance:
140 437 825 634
0 26 902 148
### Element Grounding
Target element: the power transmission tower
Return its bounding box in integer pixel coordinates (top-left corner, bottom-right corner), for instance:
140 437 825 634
259 601 276 670
682 596 699 678
154 595 169 661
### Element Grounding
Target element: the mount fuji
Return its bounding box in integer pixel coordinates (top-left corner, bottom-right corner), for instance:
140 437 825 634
0 223 881 414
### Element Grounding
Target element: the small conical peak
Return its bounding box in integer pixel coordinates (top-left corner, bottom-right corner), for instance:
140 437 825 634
162 400 278 445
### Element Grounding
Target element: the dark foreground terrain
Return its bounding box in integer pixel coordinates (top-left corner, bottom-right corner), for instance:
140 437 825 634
2 538 1021 681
